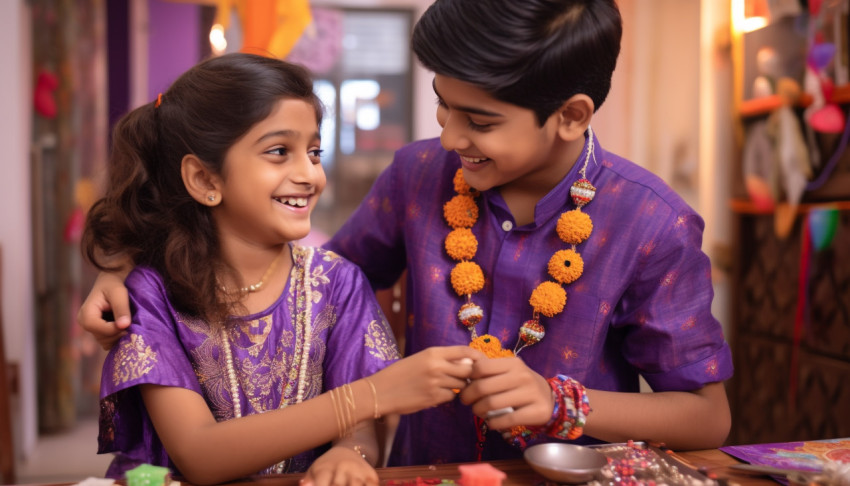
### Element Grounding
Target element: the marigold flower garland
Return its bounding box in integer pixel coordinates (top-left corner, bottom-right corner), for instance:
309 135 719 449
443 129 597 354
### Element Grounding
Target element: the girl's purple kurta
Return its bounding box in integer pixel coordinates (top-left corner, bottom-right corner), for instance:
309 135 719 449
97 245 400 478
326 135 734 466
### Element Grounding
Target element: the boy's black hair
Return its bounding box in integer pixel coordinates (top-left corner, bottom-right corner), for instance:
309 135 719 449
412 0 622 125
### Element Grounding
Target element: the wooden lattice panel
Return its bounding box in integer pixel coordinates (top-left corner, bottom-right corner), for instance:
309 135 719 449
795 351 850 440
736 214 801 340
729 208 850 446
729 336 794 445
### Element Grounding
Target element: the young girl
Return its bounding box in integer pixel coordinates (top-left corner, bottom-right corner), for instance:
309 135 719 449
82 52 482 485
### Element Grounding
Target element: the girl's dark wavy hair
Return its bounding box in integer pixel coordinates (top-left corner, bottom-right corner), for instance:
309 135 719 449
82 53 323 324
412 0 622 125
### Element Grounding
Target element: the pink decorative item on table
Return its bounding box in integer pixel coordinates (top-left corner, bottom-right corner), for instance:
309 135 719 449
458 463 506 486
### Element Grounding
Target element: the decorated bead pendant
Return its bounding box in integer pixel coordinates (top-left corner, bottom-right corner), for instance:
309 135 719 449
570 178 596 208
519 319 545 345
458 302 484 329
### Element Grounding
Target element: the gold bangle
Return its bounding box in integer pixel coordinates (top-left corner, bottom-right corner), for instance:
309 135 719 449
353 444 367 461
342 383 356 437
365 378 380 419
336 388 347 437
328 387 343 437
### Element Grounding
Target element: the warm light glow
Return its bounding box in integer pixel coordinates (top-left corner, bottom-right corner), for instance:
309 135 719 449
732 0 769 33
741 16 768 32
210 23 227 56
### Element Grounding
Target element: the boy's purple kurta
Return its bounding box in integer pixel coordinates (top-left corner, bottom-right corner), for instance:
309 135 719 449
98 245 400 478
325 136 734 466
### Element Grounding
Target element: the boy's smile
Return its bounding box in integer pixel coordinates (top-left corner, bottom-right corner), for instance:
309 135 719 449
458 155 489 166
432 74 578 199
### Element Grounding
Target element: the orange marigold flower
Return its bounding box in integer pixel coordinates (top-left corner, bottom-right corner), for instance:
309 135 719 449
452 168 478 195
548 249 584 284
509 425 529 437
556 209 593 245
444 194 479 229
529 281 566 317
445 228 478 261
469 334 514 358
451 261 485 295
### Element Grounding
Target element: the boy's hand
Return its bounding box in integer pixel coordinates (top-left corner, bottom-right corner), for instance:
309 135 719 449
301 445 378 486
77 271 132 350
459 356 554 431
369 346 483 416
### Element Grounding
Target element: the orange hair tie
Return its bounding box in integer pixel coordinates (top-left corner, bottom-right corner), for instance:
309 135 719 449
155 93 163 108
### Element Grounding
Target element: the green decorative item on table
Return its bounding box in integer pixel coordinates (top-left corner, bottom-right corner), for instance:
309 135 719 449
125 464 171 486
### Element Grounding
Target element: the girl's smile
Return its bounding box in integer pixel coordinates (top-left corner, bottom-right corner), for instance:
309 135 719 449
272 194 313 210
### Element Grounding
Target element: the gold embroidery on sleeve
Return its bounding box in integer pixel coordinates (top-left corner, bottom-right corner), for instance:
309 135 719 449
112 334 158 386
365 318 402 361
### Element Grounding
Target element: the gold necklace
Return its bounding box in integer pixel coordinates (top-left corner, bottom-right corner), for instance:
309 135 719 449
220 246 286 294
444 127 597 355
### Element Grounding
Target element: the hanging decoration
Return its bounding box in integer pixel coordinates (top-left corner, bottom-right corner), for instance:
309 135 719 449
788 212 812 413
215 0 313 59
808 206 839 251
766 78 812 238
62 207 85 243
804 42 845 134
34 69 59 119
742 120 777 212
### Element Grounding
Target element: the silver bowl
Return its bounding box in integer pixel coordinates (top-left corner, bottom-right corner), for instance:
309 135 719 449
524 443 608 483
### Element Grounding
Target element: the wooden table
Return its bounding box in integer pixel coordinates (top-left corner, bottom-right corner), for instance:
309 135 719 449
6 448 780 486
242 448 778 486
672 449 777 485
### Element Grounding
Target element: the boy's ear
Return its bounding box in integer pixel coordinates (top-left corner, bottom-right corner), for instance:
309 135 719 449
555 94 595 142
181 154 222 206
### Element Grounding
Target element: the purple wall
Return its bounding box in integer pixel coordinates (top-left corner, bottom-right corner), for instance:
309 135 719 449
107 0 130 132
147 0 201 101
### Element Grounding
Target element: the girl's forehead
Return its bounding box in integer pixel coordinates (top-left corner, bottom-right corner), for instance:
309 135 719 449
258 99 320 129
229 99 320 151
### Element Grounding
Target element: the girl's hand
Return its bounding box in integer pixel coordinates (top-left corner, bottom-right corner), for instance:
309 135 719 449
77 270 132 350
369 346 484 416
301 445 378 486
459 356 554 431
